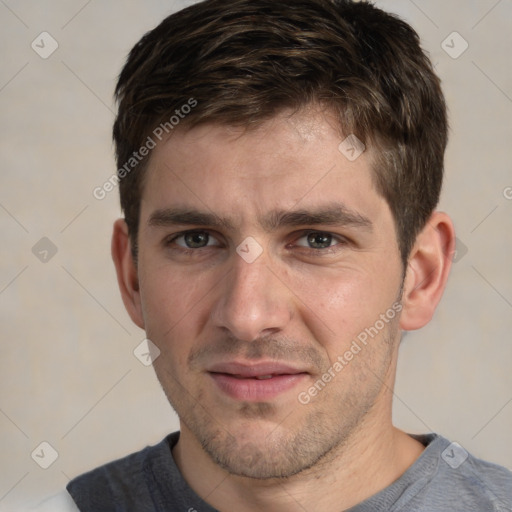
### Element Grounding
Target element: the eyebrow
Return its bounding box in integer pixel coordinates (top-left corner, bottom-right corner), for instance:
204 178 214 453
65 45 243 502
147 202 373 232
261 204 373 232
148 208 235 230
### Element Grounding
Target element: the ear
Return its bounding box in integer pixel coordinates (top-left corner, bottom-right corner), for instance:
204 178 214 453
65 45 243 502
111 218 145 330
399 211 455 331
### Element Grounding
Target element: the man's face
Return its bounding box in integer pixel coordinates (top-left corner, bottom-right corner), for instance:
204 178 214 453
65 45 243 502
136 109 405 478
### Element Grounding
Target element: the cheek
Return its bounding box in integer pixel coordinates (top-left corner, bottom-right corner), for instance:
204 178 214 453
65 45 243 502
290 266 398 348
138 263 212 349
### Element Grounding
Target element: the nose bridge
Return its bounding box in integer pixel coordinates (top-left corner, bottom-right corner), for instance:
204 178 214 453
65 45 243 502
211 249 291 341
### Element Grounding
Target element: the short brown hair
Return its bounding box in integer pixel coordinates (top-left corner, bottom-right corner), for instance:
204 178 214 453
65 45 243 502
113 0 448 265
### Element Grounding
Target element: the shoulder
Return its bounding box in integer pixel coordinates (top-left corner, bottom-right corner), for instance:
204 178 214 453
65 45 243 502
421 434 512 508
68 432 176 484
65 433 179 509
461 450 512 504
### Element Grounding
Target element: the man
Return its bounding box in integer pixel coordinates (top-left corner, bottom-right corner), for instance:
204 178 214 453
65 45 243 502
37 0 512 510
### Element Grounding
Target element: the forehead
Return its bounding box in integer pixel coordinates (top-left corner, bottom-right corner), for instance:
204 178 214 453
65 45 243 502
140 109 386 228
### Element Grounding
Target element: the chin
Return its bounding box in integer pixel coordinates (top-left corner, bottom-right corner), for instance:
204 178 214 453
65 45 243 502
197 413 343 480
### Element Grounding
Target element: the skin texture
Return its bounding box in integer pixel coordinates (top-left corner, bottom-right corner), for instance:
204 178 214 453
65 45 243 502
112 108 455 511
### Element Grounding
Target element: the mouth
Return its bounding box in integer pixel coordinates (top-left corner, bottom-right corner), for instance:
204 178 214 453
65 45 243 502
207 361 309 401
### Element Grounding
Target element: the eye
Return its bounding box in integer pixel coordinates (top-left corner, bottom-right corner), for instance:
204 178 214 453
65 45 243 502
170 230 221 249
294 231 346 250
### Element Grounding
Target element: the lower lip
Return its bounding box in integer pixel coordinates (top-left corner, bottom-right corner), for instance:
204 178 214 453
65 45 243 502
209 372 307 401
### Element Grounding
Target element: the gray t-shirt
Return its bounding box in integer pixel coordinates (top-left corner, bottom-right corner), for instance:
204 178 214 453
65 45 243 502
65 431 512 511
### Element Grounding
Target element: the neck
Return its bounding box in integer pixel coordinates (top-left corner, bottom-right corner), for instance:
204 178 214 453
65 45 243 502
173 408 425 511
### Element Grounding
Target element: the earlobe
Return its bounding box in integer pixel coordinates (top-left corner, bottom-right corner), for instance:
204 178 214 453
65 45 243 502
111 218 145 330
399 212 455 331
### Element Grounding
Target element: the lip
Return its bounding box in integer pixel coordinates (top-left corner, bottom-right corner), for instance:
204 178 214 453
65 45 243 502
207 361 308 401
208 361 306 378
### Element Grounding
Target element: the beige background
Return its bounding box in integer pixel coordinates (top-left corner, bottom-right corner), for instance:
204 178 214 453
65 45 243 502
1 0 511 509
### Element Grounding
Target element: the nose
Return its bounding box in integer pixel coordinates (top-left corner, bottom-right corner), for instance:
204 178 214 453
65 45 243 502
210 249 293 342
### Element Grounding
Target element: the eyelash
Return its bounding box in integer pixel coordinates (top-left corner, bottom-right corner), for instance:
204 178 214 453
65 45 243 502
164 229 349 255
292 231 348 252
